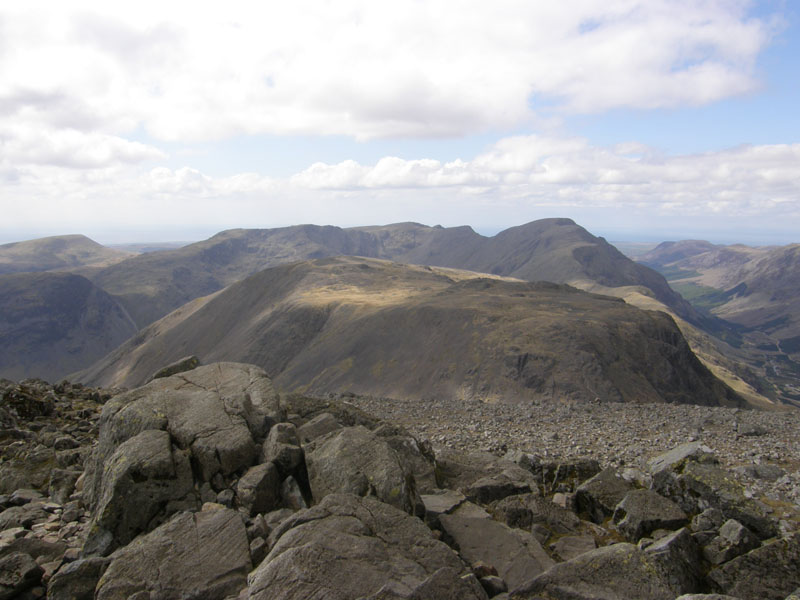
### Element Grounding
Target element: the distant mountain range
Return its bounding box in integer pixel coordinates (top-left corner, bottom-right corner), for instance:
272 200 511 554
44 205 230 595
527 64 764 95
0 234 132 275
86 218 700 329
74 256 743 408
0 272 138 381
639 240 800 404
0 219 796 408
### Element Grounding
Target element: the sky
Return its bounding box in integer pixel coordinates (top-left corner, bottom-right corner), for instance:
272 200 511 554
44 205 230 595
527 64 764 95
1 0 799 245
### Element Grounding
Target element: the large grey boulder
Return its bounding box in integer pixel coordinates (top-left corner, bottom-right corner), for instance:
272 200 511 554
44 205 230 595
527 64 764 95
647 442 717 476
575 468 635 524
83 429 194 556
85 363 282 508
47 557 111 600
703 519 760 565
0 551 43 600
708 532 800 600
262 423 304 477
236 462 281 517
95 507 251 600
510 539 698 600
249 493 488 600
438 514 555 590
304 425 422 515
612 489 688 541
435 449 537 505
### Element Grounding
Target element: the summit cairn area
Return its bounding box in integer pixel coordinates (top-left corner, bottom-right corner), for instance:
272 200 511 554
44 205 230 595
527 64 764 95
1 362 800 599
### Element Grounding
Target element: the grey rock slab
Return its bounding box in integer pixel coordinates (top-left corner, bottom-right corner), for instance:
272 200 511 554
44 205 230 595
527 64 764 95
147 355 200 382
549 534 597 562
304 425 421 515
249 493 487 600
439 514 555 590
296 412 341 444
46 556 111 600
375 423 438 495
95 507 251 600
421 490 466 527
644 528 704 595
511 540 696 600
675 596 743 599
435 449 537 505
703 519 760 565
575 468 635 524
707 532 800 600
647 441 717 476
82 429 195 556
785 589 800 600
236 462 281 517
261 422 303 477
612 488 688 541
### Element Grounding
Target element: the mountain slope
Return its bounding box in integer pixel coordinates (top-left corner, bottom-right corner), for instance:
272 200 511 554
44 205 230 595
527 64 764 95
0 234 132 275
75 257 743 408
0 272 138 381
88 219 698 329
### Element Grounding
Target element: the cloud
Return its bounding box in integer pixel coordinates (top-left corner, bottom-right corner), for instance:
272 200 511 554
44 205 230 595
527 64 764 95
0 1 775 144
3 135 799 243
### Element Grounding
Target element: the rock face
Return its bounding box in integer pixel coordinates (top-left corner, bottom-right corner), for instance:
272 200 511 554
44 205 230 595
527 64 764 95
304 425 422 515
248 493 487 600
0 272 138 382
95 507 252 600
1 362 798 600
83 362 283 555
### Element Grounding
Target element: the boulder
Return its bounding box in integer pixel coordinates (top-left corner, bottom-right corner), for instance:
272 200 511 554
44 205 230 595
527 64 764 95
612 489 688 541
84 363 283 509
236 462 281 517
296 412 341 443
48 469 82 505
249 493 488 600
703 519 760 565
304 425 421 515
654 460 776 539
147 355 200 382
82 429 195 556
549 534 597 562
47 557 111 600
540 458 601 494
261 423 304 477
374 423 438 494
492 493 582 542
421 490 467 528
439 514 555 590
95 507 251 600
0 502 49 530
708 532 800 600
511 539 697 600
435 450 537 504
647 442 717 476
575 468 635 524
0 551 43 600
644 528 704 595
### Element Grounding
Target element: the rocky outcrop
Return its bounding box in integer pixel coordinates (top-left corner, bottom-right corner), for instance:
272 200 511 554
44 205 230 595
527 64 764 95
1 362 798 600
248 493 487 600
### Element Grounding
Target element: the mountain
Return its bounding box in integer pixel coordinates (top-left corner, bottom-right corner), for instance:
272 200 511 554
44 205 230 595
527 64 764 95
0 234 133 275
636 240 800 405
0 272 139 381
75 256 744 408
88 219 699 329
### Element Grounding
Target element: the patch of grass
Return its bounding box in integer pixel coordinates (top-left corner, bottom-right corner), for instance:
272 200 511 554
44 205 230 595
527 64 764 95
646 264 702 281
670 282 730 311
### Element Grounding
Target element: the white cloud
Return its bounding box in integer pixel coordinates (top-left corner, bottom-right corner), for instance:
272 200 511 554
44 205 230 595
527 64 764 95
0 1 775 147
3 135 798 242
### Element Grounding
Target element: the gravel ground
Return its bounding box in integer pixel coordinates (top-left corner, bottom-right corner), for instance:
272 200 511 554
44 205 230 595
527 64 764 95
341 394 800 508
